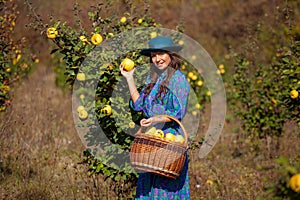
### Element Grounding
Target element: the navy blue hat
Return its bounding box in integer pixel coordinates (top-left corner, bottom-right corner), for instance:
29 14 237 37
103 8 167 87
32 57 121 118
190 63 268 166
140 36 183 56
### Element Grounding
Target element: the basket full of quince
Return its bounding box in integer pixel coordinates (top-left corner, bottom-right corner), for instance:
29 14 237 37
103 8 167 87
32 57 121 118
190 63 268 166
130 115 188 179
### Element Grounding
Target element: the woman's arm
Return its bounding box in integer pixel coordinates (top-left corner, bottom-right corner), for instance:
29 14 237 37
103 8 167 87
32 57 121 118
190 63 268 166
126 76 140 103
119 64 139 103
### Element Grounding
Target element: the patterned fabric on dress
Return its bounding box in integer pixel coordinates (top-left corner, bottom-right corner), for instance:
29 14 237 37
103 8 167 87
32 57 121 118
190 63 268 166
135 155 190 200
130 70 190 135
130 69 190 199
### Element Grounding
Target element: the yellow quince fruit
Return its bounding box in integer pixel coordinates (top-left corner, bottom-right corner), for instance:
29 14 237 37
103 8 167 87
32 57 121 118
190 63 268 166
165 133 176 141
129 121 135 129
191 75 198 81
101 105 112 116
137 18 143 24
76 72 86 81
91 33 103 45
197 80 203 86
77 105 85 113
78 109 88 120
174 135 185 143
145 126 156 135
121 58 135 71
153 129 164 138
46 27 58 39
120 16 127 23
290 89 299 99
80 35 88 42
150 32 157 39
289 174 300 193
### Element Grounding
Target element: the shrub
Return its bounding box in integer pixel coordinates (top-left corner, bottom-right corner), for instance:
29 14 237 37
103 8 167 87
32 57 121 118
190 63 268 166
0 0 35 112
262 156 300 199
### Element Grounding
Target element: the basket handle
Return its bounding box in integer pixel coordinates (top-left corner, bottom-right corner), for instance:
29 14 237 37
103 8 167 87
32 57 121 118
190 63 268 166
148 114 188 147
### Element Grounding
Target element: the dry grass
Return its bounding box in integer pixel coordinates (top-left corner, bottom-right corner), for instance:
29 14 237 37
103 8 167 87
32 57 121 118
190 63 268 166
188 114 300 199
1 64 298 199
0 64 84 199
1 0 300 199
0 63 124 199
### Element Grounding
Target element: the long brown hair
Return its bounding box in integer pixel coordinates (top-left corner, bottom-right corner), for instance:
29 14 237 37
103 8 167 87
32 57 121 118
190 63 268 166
143 51 182 101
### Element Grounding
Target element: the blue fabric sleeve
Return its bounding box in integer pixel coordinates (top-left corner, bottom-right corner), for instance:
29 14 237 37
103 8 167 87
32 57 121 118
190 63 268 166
129 92 144 111
129 75 151 112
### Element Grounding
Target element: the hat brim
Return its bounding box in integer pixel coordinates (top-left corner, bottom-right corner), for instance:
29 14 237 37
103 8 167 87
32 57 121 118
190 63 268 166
140 45 183 56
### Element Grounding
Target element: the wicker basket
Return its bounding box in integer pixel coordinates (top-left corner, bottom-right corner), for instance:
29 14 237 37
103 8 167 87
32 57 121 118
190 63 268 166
130 115 188 179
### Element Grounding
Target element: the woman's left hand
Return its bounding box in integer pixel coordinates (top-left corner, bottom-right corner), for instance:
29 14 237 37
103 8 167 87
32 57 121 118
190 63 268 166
140 118 153 127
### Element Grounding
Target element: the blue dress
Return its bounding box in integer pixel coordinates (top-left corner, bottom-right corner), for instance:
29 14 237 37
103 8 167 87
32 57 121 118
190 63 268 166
130 69 191 200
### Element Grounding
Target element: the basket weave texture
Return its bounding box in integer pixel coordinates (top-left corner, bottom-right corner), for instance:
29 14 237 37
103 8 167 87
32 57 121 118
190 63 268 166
130 115 188 179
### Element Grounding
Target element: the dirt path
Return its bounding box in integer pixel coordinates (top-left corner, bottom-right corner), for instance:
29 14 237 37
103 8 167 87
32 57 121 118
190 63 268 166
0 64 90 199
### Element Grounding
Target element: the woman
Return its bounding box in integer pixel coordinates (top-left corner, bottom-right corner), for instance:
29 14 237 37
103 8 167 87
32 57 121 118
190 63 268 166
120 36 191 199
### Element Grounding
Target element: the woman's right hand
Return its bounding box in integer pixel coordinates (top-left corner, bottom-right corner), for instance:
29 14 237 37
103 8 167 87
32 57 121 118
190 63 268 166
119 64 135 80
140 118 153 127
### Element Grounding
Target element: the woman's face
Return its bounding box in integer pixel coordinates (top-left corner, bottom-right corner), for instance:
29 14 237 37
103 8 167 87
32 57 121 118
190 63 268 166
150 51 171 71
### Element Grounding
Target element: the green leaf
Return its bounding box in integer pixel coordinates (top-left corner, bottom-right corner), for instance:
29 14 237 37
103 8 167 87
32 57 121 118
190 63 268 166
282 69 291 75
95 26 101 33
295 67 300 73
50 49 59 54
282 57 289 63
72 56 80 62
54 21 61 28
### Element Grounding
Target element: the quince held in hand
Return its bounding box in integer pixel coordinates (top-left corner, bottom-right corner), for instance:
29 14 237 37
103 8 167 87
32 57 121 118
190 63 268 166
121 58 135 71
